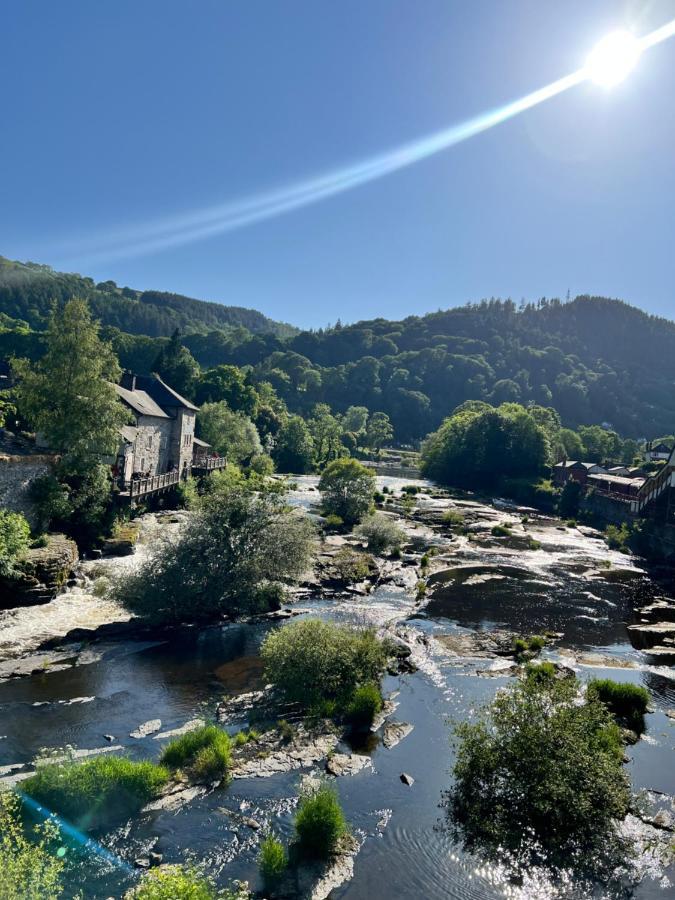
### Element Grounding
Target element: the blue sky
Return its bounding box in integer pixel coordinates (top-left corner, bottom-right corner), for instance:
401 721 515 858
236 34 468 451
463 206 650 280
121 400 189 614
2 0 674 328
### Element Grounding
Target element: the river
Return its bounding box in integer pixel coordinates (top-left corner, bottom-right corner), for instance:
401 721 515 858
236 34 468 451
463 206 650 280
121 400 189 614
0 477 674 899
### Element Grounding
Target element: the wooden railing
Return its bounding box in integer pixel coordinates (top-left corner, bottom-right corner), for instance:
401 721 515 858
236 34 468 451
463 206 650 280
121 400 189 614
632 465 673 514
192 456 227 472
128 470 181 498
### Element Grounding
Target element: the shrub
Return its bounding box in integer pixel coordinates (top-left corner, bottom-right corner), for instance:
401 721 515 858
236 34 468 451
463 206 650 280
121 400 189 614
318 458 375 526
160 725 231 780
442 509 465 529
277 719 295 743
127 866 250 899
330 547 373 583
354 512 405 554
22 756 169 829
0 791 65 899
416 580 427 599
491 524 512 537
294 783 348 858
605 523 632 553
323 513 344 530
261 619 387 710
175 476 198 509
0 509 31 577
249 454 275 477
115 482 314 624
259 834 288 886
345 682 383 728
450 671 630 873
524 660 558 685
587 679 650 733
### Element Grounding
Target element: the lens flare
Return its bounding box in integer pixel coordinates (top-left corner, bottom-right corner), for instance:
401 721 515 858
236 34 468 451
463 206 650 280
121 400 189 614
585 30 642 86
43 16 675 267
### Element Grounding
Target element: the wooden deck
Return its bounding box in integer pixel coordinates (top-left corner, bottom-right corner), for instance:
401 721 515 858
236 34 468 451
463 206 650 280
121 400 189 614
121 470 181 500
192 456 227 473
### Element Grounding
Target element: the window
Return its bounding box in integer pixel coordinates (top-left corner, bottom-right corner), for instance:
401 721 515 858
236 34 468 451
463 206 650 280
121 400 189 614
146 434 153 449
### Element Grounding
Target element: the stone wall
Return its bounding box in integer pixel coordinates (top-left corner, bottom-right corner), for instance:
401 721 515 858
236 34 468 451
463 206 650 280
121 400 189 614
0 454 56 528
131 416 173 475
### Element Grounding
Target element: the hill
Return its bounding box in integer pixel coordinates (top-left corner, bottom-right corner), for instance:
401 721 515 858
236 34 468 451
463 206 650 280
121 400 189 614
0 257 296 339
1 253 674 442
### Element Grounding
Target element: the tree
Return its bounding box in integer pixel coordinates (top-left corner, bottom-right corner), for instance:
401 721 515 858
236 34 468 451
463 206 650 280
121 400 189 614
365 411 393 453
449 667 630 874
318 458 375 525
12 298 127 465
152 329 200 399
197 402 262 464
421 403 548 489
116 480 314 623
195 364 258 414
342 405 369 436
0 791 65 900
272 415 314 473
0 510 30 577
308 403 343 465
577 425 621 464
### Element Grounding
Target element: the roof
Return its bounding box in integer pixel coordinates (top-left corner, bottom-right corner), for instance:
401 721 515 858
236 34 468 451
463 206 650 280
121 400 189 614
114 383 169 419
136 373 199 412
649 443 672 452
588 473 646 490
193 436 211 448
119 424 139 444
553 460 603 471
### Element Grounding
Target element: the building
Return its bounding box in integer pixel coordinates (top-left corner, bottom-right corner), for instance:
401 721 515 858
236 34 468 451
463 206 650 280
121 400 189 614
113 372 198 484
552 460 606 487
645 441 672 463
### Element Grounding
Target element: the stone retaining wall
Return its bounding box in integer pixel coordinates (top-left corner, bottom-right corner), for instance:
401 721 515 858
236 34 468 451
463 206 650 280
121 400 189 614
0 454 56 528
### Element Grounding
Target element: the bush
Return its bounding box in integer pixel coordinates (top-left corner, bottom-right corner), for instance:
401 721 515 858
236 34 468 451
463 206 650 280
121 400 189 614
175 476 198 509
22 756 169 829
115 481 314 624
0 791 65 899
249 454 275 477
345 682 383 728
323 514 344 530
294 783 348 858
524 660 558 685
160 725 231 780
330 547 373 583
259 834 288 886
318 458 375 526
127 866 250 899
354 512 405 554
261 619 387 710
450 671 630 873
491 524 512 537
442 509 465 529
605 523 632 553
0 509 31 577
587 679 650 733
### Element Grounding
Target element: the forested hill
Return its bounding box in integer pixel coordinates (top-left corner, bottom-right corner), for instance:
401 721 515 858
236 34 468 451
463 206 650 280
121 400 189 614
0 256 296 338
1 251 674 441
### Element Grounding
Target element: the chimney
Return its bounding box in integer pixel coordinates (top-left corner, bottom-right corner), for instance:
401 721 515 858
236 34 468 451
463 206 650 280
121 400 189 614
120 371 136 391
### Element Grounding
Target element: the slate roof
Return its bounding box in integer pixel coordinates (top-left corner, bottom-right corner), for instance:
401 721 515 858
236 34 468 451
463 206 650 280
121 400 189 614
193 436 211 448
113 383 169 419
119 424 139 444
136 374 198 412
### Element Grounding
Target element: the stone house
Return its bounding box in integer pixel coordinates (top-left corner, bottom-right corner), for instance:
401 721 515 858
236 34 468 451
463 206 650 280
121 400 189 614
113 373 198 483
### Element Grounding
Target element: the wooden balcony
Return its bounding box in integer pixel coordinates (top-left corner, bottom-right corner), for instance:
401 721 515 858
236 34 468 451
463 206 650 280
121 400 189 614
192 456 227 474
121 470 181 500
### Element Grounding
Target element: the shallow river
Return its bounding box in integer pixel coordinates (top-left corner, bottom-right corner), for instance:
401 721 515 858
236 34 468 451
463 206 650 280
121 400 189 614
1 477 674 899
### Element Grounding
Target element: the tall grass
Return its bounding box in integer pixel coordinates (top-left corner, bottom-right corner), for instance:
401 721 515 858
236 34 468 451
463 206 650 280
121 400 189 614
160 724 232 781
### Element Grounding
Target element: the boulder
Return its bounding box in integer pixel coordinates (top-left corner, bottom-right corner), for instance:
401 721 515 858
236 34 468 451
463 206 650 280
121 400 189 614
400 772 415 786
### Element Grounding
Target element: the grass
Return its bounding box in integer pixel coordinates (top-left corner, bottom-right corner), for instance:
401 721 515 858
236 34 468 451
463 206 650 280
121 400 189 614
294 783 348 858
128 865 250 899
345 682 383 728
442 509 465 528
258 834 288 886
587 678 650 733
232 729 260 748
160 724 232 781
512 634 546 661
22 755 169 829
491 524 513 537
524 660 558 684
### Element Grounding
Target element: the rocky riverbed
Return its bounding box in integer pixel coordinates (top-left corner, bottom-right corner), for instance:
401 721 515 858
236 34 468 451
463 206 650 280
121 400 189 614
1 475 674 898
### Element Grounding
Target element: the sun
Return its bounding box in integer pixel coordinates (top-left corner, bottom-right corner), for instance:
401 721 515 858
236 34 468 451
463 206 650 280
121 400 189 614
586 30 642 86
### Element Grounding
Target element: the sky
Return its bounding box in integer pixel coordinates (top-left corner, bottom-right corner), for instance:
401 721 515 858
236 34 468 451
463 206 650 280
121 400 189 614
2 0 675 329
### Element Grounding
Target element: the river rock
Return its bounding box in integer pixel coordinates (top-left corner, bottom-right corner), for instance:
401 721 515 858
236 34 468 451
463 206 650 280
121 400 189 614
130 719 162 739
325 753 371 777
153 718 204 740
665 709 675 720
231 728 339 779
400 772 414 786
0 534 79 609
382 721 413 749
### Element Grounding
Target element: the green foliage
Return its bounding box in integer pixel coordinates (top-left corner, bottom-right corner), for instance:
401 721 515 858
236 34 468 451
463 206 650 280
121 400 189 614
330 547 373 583
345 682 383 728
491 524 512 537
319 458 375 526
248 453 274 476
160 725 232 780
605 522 632 552
272 415 315 473
115 480 314 624
442 509 465 529
0 791 65 900
175 475 198 509
421 402 549 489
12 298 127 464
365 411 393 452
0 509 30 576
152 329 200 398
258 834 288 886
30 463 114 545
558 479 582 519
22 755 169 829
261 619 387 710
294 782 348 858
308 403 344 465
450 671 630 873
587 679 650 733
323 513 344 530
127 866 251 899
524 660 558 685
198 402 262 463
354 512 405 553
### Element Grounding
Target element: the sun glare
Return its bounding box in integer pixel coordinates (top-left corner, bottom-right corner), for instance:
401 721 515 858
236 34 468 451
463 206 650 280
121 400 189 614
586 30 642 86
